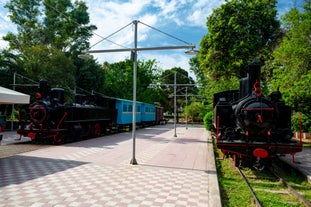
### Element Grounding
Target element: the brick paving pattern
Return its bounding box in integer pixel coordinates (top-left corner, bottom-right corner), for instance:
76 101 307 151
0 125 221 207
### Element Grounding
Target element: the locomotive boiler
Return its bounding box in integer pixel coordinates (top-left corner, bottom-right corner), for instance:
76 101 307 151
213 60 302 169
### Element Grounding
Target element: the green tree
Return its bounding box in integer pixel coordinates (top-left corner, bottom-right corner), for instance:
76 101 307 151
136 59 164 104
271 3 311 114
3 0 97 93
4 0 42 50
23 45 75 88
102 59 134 99
75 58 105 94
102 59 164 104
0 51 26 88
160 67 198 113
189 56 206 85
184 101 208 123
42 0 96 52
199 0 281 80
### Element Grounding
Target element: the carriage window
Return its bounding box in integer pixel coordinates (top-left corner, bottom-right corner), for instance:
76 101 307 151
137 106 141 112
123 104 127 112
129 105 133 112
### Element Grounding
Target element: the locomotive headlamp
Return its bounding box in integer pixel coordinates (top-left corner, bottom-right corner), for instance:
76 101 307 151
35 93 42 100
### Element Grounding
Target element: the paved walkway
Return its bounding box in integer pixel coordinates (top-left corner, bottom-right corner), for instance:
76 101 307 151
0 130 31 145
0 124 221 207
280 146 311 183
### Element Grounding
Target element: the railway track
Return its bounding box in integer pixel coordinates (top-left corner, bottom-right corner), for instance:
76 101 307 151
237 164 311 207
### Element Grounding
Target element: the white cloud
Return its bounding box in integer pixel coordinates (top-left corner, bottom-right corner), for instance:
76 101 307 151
136 50 196 80
186 0 225 27
85 0 157 50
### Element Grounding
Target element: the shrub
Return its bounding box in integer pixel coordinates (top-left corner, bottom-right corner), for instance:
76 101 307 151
204 111 213 131
292 112 311 133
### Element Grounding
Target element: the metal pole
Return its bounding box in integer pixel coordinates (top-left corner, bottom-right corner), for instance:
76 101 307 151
186 87 188 130
130 20 138 165
11 72 16 131
174 72 177 137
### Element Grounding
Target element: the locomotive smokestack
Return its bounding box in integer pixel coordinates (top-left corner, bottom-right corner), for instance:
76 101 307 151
246 60 261 95
39 79 49 99
239 60 262 98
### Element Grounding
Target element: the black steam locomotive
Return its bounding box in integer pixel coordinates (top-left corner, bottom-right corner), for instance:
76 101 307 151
213 60 302 169
17 80 117 144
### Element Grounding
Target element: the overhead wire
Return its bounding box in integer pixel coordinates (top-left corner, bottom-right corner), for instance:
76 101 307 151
138 20 192 45
89 22 133 49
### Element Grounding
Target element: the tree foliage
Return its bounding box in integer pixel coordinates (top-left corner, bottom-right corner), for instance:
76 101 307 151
189 56 206 85
199 0 281 80
271 2 311 119
2 0 96 92
23 45 76 87
102 59 165 104
160 67 198 113
183 101 208 123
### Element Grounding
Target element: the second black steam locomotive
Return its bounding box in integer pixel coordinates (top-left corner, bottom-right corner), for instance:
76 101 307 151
213 60 302 169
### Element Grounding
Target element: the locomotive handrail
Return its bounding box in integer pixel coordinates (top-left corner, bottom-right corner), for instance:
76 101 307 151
299 116 303 145
253 80 262 97
241 108 275 111
57 112 67 131
216 116 220 141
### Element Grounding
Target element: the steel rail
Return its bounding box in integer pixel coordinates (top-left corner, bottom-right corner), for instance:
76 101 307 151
236 167 262 207
270 167 311 207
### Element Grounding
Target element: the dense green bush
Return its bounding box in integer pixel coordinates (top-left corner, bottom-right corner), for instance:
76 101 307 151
204 111 213 131
292 112 311 133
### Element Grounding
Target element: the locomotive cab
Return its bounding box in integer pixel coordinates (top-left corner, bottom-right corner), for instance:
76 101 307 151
50 88 65 104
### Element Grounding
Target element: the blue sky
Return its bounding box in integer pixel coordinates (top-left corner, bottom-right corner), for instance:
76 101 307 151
0 0 305 77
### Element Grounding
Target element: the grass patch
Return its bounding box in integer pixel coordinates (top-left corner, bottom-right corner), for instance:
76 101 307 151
272 160 311 204
214 140 311 207
214 142 253 207
255 190 301 207
303 143 311 148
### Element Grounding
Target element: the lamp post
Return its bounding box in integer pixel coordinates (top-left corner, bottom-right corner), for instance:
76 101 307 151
79 20 199 165
130 20 138 165
174 72 177 137
185 87 188 130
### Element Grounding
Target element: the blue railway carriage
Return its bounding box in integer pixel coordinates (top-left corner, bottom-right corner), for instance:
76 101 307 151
141 103 156 126
115 98 142 129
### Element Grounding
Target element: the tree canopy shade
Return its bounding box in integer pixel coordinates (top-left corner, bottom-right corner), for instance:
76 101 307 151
199 0 281 80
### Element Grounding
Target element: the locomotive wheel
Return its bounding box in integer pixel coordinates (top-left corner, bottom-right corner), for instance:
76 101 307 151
94 123 101 137
54 133 65 145
87 123 101 138
233 154 241 167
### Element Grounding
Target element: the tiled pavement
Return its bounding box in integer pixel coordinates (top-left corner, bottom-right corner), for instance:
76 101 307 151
280 146 311 184
0 125 221 207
